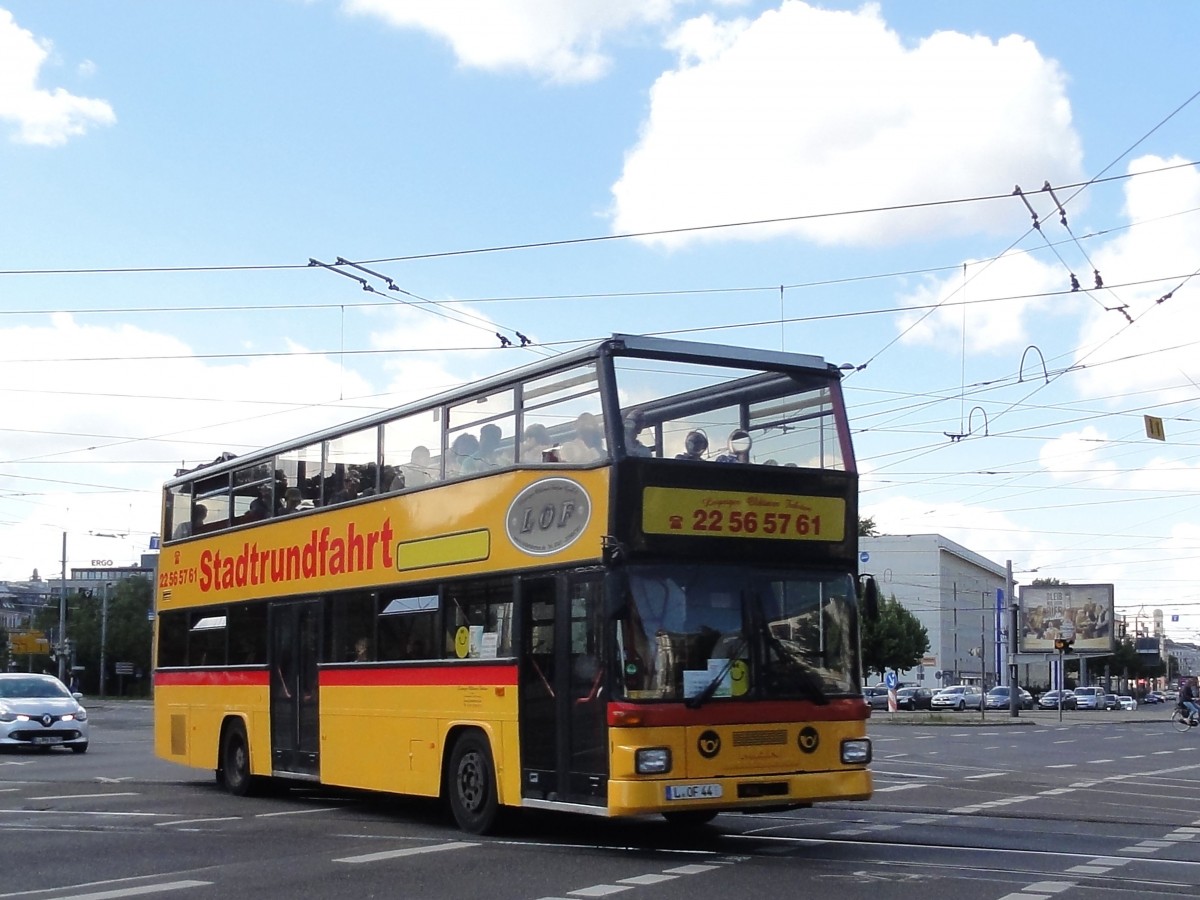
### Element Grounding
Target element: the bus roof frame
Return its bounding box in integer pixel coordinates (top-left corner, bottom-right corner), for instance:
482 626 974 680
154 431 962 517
164 333 835 488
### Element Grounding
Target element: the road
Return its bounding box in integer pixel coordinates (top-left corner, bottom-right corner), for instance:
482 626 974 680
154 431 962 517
2 702 1199 899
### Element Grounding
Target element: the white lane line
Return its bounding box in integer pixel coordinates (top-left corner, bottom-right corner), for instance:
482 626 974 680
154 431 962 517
45 880 211 900
663 864 719 875
1024 881 1076 894
1085 760 1113 764
1065 865 1110 874
0 809 161 818
1044 764 1075 769
873 784 924 793
335 841 476 864
256 806 342 818
568 886 633 897
617 874 677 886
156 817 242 827
29 792 140 801
964 772 1004 780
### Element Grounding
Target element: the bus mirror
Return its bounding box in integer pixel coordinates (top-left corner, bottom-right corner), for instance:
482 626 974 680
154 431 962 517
860 576 880 622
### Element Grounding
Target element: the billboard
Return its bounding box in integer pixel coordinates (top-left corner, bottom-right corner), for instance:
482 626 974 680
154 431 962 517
1018 583 1115 653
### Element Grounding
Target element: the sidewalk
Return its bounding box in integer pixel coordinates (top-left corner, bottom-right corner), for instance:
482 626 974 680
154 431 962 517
869 707 1173 726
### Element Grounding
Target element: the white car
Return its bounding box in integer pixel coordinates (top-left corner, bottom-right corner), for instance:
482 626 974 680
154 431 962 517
0 673 89 753
1117 695 1137 710
930 685 983 711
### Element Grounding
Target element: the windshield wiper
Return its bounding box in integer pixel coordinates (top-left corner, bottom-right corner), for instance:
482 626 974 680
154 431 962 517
685 638 747 709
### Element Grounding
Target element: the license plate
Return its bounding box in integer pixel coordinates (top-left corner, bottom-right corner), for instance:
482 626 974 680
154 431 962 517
665 783 723 801
31 736 61 745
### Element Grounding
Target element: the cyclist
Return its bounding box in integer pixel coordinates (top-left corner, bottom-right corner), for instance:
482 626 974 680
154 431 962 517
1179 680 1199 726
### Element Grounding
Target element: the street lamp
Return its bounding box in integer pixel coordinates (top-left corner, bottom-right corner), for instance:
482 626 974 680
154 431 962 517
100 582 113 698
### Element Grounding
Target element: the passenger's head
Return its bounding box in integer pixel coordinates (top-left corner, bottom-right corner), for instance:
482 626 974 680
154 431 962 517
480 423 501 450
683 429 708 458
411 445 431 464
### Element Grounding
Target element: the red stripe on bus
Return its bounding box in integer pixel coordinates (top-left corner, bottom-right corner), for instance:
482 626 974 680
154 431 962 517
607 697 868 728
320 664 518 688
154 669 270 687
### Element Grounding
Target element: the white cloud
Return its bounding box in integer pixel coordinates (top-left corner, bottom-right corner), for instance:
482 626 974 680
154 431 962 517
894 249 1078 353
0 9 115 146
342 0 678 82
0 304 536 581
1038 427 1119 485
611 1 1083 246
1068 156 1200 404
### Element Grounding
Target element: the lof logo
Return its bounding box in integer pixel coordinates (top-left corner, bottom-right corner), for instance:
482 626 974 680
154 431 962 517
797 726 820 754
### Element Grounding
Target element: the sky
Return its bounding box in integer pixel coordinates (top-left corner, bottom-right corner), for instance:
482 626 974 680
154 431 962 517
2 1 1199 639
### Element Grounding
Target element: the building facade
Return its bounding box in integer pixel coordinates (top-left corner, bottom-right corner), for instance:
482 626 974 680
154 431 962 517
860 534 1030 689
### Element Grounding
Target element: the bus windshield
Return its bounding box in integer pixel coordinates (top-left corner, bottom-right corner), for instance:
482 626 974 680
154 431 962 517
617 565 859 704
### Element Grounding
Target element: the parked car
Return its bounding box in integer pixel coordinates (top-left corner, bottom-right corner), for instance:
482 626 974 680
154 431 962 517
0 673 89 753
1104 693 1119 710
1073 686 1106 710
1117 695 1137 710
864 685 891 710
1142 692 1165 705
984 685 1034 710
1038 689 1077 710
931 684 983 711
896 686 935 710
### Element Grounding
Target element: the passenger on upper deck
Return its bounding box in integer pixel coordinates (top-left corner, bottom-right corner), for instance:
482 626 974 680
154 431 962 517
447 432 479 477
173 503 208 539
393 445 435 489
676 429 709 461
623 417 653 457
559 412 606 463
520 423 554 462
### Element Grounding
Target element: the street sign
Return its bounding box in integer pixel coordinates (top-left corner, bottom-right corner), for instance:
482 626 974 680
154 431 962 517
884 671 898 689
9 632 49 655
114 662 134 675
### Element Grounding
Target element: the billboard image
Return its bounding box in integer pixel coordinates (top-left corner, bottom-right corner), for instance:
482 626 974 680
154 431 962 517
1018 583 1115 653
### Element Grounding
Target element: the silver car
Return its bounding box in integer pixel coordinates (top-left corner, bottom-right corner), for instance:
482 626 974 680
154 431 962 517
931 684 983 711
0 673 90 753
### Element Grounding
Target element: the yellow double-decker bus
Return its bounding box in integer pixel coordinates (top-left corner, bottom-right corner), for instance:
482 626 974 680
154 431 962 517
154 334 878 833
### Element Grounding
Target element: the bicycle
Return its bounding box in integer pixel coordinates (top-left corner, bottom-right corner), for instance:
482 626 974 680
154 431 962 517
1170 705 1199 732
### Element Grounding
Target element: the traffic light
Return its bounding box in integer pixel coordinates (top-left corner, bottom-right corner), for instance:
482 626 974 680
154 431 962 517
1054 638 1073 652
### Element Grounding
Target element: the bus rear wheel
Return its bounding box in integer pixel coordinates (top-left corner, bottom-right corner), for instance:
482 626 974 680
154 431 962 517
448 732 500 834
218 721 257 797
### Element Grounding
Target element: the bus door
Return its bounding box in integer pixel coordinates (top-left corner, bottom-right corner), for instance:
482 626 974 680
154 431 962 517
518 573 608 805
270 599 320 779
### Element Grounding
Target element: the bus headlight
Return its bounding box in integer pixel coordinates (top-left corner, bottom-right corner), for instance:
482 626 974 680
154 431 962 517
841 738 871 765
635 747 672 774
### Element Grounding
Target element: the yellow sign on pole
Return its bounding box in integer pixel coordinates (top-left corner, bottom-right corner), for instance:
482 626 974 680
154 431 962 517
9 632 49 655
1144 415 1166 441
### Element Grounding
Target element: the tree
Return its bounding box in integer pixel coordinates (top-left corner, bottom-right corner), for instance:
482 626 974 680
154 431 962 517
0 623 9 671
860 594 930 679
41 579 154 695
1030 577 1063 586
858 517 879 537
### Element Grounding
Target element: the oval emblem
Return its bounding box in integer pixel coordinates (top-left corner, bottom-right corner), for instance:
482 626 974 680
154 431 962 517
797 726 819 754
505 478 591 556
697 729 721 759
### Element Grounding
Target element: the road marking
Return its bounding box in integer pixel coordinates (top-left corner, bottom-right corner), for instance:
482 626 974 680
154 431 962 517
334 841 476 864
45 880 211 899
1052 740 1075 745
156 817 242 827
1085 759 1112 764
617 874 677 885
568 886 634 897
873 783 924 793
256 806 341 818
29 792 140 801
964 772 1004 780
1044 764 1075 769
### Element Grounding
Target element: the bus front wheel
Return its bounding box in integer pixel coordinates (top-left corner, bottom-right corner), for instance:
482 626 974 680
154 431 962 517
218 721 256 797
448 732 500 834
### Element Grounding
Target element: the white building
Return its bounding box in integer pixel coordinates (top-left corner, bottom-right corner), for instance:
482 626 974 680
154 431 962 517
860 534 1033 689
